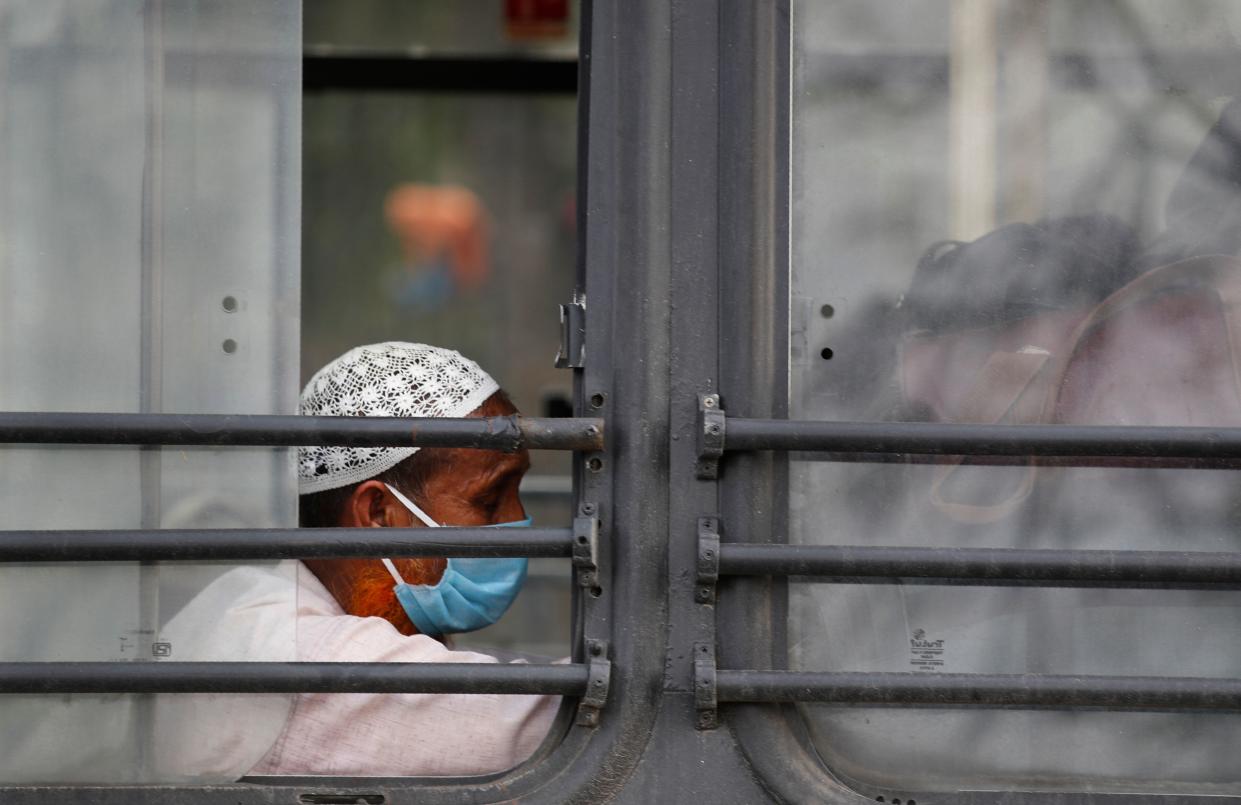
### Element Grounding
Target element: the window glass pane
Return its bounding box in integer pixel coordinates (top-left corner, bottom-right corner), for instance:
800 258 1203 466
0 0 300 783
790 0 1241 794
302 91 576 658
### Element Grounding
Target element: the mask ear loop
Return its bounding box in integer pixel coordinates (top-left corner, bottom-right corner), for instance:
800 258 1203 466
381 483 440 586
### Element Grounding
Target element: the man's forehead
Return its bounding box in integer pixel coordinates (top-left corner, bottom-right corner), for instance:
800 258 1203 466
450 445 530 474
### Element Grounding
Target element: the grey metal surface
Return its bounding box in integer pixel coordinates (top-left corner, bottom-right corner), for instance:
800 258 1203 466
0 413 603 452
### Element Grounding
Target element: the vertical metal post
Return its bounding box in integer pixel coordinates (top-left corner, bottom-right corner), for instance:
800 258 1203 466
714 1 878 801
950 0 999 240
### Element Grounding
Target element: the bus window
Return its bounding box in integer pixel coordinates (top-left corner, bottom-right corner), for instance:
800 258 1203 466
0 0 583 786
790 0 1241 795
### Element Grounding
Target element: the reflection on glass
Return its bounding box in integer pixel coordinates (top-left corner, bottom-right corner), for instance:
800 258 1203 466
0 1 299 783
791 0 1241 794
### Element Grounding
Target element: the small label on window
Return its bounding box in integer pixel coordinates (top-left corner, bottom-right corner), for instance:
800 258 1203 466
909 628 945 670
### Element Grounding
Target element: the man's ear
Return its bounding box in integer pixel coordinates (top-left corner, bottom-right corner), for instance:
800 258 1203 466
343 480 412 528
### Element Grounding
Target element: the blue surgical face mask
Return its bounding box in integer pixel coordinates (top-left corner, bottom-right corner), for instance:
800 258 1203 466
380 483 530 636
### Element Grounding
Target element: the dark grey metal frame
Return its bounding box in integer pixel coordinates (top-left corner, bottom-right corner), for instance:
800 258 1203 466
10 1 1241 802
690 2 1241 803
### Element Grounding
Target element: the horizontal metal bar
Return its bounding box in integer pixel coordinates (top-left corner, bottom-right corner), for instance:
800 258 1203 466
0 527 573 562
0 662 587 695
801 50 1241 95
787 450 1241 470
715 670 1241 711
717 544 1241 588
725 418 1241 460
0 412 603 451
304 52 578 94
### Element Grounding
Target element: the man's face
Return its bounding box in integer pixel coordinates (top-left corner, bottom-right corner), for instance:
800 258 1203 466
409 442 532 529
304 393 531 635
413 391 530 528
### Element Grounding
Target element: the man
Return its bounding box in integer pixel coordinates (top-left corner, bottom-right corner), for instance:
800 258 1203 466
156 343 560 779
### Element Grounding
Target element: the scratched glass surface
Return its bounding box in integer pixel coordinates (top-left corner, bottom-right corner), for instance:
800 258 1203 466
789 0 1241 795
0 0 300 783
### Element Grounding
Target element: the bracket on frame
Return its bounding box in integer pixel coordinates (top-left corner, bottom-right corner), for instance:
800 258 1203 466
696 393 725 479
693 640 718 730
695 516 720 604
577 638 612 727
694 516 721 729
572 506 600 589
555 296 587 369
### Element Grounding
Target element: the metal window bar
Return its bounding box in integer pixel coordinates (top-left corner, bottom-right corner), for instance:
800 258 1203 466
0 412 604 698
0 412 604 451
0 662 588 696
713 670 1241 711
723 418 1241 460
0 527 574 562
715 543 1241 589
696 406 1241 723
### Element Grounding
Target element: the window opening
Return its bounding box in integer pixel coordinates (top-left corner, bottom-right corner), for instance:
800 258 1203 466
0 0 598 791
784 0 1241 795
302 1 581 662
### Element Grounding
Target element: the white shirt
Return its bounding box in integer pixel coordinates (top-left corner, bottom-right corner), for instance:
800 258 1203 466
150 560 559 780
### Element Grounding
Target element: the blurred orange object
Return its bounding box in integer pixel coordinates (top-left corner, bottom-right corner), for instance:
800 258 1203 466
384 184 491 292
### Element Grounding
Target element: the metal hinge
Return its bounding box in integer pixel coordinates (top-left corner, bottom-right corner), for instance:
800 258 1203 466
555 296 586 369
696 393 725 479
572 506 599 589
577 638 612 727
694 518 720 729
694 640 718 730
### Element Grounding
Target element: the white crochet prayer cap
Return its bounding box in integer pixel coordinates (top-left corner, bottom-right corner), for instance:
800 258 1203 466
299 342 500 495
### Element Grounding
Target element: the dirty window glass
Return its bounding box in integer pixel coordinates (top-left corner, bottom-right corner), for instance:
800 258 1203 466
0 0 300 784
790 0 1241 795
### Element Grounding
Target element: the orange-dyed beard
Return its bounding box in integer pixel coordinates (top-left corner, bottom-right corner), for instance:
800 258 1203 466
303 557 447 636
